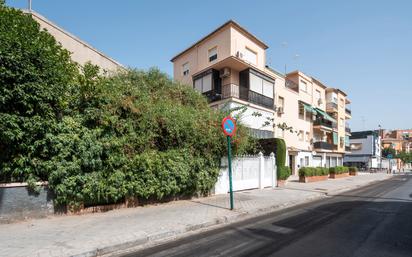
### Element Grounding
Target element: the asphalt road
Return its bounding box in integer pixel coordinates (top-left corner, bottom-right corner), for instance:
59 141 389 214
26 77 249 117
122 174 412 257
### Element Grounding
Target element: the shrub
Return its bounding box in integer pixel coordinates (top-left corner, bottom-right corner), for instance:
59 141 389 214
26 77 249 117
274 138 286 167
349 166 358 173
299 167 329 177
329 166 349 174
277 166 291 180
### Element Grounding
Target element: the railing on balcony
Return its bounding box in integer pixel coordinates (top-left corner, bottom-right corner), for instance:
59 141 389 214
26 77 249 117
314 119 337 130
211 84 274 109
326 102 338 111
285 79 299 93
313 141 334 150
239 86 274 109
345 146 351 152
345 108 352 115
345 126 351 133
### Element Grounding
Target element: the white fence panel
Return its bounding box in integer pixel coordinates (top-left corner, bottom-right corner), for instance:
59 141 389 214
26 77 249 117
214 152 276 195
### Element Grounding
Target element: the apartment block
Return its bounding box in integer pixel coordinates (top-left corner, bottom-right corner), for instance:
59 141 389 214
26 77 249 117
171 20 352 175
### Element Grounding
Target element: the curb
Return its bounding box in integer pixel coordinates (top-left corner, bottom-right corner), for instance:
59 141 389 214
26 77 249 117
75 175 392 257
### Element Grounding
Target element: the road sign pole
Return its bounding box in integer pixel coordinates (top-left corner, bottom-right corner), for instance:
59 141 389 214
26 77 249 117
227 135 234 210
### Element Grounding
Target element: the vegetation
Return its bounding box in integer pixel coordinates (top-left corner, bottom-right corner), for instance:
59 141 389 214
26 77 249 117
348 166 358 173
299 167 329 177
274 138 286 168
382 147 396 158
277 166 291 180
329 166 349 174
0 6 255 208
396 151 412 165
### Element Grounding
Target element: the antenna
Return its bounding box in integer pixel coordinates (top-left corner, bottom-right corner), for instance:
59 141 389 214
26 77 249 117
361 116 366 129
281 42 288 75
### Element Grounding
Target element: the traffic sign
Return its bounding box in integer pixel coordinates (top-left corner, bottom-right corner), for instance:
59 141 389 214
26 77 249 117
221 116 237 137
221 116 237 210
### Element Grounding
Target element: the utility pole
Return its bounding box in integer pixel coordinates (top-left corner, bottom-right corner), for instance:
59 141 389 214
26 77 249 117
378 125 383 171
28 0 32 11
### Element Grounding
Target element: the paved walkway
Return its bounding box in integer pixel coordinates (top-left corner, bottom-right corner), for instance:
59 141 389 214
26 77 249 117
0 173 391 257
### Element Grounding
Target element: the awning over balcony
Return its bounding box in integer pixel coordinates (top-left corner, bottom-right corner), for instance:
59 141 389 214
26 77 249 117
315 108 336 122
302 102 317 114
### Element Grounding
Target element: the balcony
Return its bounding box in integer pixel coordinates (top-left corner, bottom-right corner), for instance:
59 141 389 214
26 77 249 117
314 119 337 131
345 146 351 152
313 141 334 151
326 102 338 112
216 84 274 109
345 108 351 115
345 126 351 134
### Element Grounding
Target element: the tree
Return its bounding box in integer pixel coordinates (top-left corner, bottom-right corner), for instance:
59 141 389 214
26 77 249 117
396 151 412 165
382 147 396 158
0 6 77 182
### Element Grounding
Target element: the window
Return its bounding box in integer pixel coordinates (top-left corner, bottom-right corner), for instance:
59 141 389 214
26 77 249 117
249 73 274 98
315 90 321 105
339 98 345 108
298 103 305 119
306 132 310 142
340 137 345 148
193 73 212 93
300 81 308 93
305 156 309 166
340 118 344 128
208 47 217 62
278 96 284 109
244 47 257 65
299 130 304 141
182 62 189 76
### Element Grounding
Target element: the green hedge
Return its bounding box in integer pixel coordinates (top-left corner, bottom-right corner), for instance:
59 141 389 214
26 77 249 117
329 166 349 174
277 166 291 180
275 138 286 167
299 167 329 177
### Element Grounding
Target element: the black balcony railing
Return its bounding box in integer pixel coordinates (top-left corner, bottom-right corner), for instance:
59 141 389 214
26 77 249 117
313 141 334 150
239 87 274 109
203 90 222 102
314 119 337 129
345 126 351 133
345 108 352 115
345 146 351 152
327 102 338 110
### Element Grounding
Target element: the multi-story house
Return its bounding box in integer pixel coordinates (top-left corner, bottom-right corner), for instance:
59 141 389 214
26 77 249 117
344 130 382 169
381 129 412 169
171 20 352 175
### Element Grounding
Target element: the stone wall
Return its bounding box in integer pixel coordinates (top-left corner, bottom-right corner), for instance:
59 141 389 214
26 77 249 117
0 183 54 224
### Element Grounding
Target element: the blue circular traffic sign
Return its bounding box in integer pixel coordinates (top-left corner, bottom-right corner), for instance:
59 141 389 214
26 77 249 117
222 116 237 137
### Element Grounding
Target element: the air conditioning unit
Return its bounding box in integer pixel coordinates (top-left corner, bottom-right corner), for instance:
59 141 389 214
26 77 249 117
277 107 284 114
219 67 231 78
236 51 244 59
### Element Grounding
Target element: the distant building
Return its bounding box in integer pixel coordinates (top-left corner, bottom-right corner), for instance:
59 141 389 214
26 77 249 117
24 10 123 72
344 130 381 169
381 129 412 170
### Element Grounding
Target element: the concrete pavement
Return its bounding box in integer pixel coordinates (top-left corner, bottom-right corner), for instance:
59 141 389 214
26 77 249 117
0 173 391 257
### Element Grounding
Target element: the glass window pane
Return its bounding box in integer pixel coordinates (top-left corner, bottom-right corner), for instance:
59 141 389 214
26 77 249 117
202 73 212 92
244 48 257 65
249 73 262 94
194 78 202 92
262 79 274 98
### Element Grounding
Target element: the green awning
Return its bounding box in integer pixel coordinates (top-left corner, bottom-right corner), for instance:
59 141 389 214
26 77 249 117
315 108 336 123
302 103 317 114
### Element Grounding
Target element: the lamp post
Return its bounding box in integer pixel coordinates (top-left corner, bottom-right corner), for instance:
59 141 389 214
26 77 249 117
378 125 382 171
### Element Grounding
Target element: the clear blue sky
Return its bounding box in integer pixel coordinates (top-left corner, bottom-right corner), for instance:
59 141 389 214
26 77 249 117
8 0 412 131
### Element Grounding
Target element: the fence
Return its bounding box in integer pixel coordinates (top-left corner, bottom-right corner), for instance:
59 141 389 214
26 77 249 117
214 152 277 194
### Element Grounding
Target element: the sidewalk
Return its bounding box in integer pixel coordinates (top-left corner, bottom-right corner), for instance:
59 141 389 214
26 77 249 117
0 173 391 257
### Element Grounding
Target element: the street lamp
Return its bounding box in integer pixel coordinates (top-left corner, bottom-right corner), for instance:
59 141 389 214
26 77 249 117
378 125 382 171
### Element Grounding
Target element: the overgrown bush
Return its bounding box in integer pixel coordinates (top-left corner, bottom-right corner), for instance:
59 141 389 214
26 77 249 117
0 5 255 208
299 167 329 177
349 166 358 173
274 138 286 167
277 166 291 180
329 166 349 174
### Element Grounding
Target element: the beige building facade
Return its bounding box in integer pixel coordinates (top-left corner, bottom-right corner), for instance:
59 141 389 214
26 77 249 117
171 20 352 174
25 10 122 73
